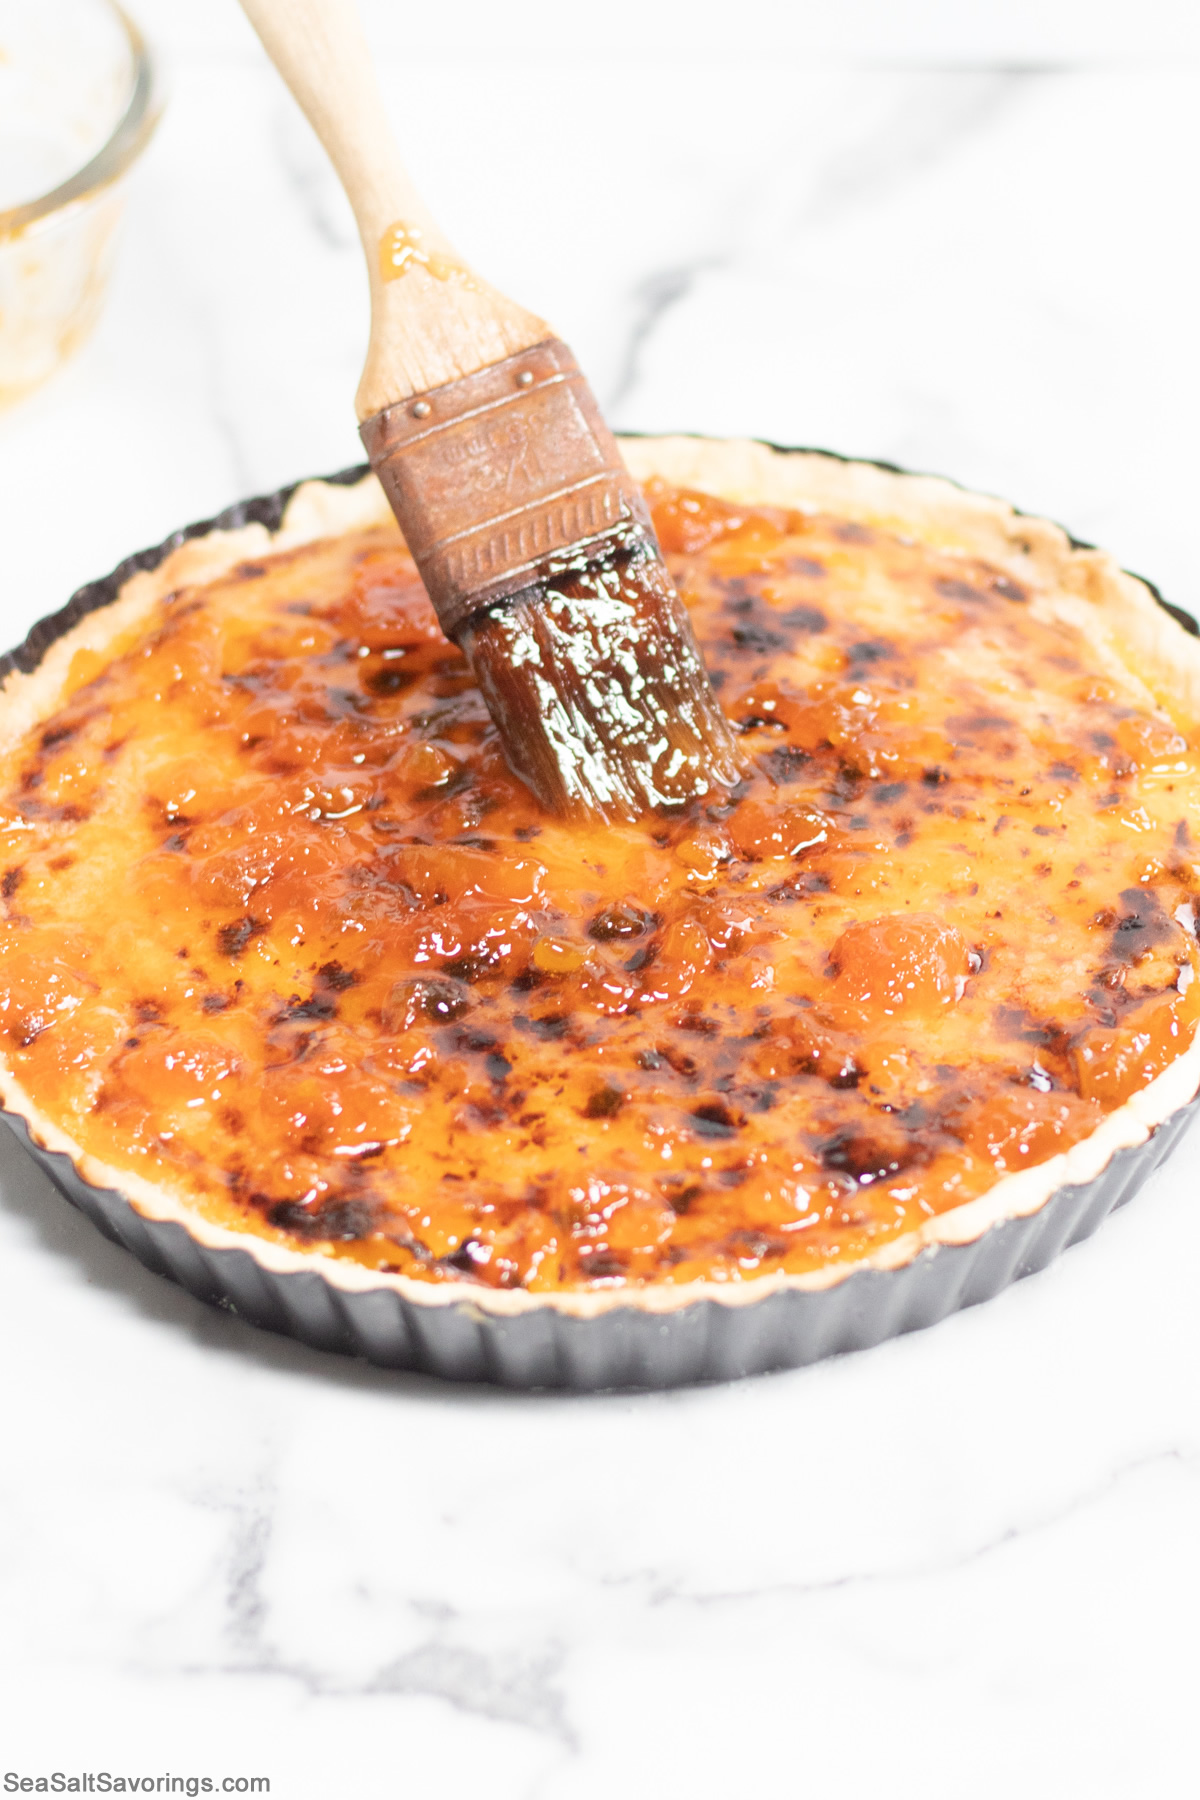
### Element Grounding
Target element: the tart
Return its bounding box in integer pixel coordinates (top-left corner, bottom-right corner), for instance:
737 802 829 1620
2 440 1199 1387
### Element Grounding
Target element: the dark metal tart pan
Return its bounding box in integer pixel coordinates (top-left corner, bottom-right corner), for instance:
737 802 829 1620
2 457 1197 1390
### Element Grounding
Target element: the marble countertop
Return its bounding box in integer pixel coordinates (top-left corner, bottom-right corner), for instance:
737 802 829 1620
1 4 1198 1794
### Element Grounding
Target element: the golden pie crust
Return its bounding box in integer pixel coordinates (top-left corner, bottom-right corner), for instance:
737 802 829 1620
1 439 1199 1320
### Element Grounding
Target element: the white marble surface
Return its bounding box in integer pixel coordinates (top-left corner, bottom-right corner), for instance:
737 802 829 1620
1 4 1199 1794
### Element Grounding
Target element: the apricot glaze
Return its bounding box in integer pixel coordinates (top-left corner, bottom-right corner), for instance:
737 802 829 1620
1 481 1198 1290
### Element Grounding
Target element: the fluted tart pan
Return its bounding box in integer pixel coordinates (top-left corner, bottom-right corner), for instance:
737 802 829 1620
2 442 1197 1389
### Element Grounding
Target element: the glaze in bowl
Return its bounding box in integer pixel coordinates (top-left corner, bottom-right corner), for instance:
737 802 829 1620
0 0 160 405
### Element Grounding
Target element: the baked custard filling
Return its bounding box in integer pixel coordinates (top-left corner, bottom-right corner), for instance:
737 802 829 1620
1 477 1198 1292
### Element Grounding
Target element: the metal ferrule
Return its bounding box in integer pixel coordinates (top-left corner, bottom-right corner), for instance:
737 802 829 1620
359 339 653 642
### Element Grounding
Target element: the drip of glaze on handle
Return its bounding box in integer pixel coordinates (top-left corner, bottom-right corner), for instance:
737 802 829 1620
378 220 473 287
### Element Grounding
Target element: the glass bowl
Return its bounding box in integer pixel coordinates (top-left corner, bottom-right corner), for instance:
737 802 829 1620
0 0 160 407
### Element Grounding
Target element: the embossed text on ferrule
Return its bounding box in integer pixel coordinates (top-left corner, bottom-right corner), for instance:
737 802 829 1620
361 339 653 638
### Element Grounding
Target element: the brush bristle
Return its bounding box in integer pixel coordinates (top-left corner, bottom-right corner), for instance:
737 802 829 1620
457 528 741 822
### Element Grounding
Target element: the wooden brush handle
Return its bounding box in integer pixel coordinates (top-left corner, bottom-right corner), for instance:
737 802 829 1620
238 0 550 417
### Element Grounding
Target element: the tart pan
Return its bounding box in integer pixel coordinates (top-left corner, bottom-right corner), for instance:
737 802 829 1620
2 458 1198 1390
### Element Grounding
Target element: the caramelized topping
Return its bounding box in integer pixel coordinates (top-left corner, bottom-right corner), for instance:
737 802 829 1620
1 480 1198 1291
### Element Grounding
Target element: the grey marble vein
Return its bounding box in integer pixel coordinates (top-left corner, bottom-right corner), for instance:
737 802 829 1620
153 1475 576 1749
272 100 357 253
223 1492 274 1655
628 1442 1200 1611
369 1640 575 1746
608 71 1037 420
797 71 1034 227
608 256 726 412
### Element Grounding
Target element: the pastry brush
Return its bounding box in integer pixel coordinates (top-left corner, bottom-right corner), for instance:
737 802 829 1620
238 0 739 823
